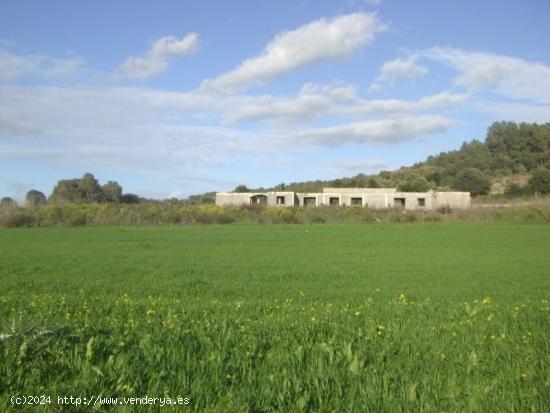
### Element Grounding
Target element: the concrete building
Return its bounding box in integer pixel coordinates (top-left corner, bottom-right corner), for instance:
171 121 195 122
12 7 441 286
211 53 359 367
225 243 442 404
216 188 470 210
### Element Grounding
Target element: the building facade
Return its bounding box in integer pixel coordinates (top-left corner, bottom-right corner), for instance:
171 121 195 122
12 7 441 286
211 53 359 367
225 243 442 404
216 188 470 210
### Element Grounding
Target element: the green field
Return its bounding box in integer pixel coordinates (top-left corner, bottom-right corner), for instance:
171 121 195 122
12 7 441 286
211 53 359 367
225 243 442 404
1 223 549 412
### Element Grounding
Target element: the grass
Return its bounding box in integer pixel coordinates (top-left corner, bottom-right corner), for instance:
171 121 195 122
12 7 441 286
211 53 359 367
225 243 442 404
1 223 549 411
3 202 550 228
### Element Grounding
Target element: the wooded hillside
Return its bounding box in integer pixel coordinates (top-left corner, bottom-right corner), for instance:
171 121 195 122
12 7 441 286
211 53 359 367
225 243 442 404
254 121 550 196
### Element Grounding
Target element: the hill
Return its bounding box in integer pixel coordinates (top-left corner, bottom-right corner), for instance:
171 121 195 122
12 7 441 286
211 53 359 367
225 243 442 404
242 121 550 197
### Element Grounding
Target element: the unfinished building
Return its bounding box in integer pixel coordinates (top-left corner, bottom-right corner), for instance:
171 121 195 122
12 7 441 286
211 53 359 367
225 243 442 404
215 188 470 210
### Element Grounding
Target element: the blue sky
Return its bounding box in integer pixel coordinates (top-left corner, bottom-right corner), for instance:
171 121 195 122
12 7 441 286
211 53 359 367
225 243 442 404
1 0 549 200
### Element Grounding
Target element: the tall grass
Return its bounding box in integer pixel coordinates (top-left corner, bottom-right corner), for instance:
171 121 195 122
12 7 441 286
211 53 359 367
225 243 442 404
2 203 550 227
2 293 548 412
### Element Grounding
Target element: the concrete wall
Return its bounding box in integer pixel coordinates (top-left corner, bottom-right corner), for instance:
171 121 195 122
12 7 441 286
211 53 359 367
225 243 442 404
216 188 471 210
215 192 296 207
433 192 470 210
323 188 397 195
393 192 434 211
366 194 394 209
321 188 397 208
295 193 322 207
266 192 295 207
319 193 342 206
215 192 251 206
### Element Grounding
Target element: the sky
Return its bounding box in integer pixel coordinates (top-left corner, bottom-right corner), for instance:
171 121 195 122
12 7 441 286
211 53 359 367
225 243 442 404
1 0 550 201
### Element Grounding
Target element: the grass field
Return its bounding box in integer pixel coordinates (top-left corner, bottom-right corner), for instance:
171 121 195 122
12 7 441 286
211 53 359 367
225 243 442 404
1 223 549 411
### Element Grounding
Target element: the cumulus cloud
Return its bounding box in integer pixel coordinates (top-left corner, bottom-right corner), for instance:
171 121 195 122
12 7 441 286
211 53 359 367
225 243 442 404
288 115 456 146
201 13 387 92
416 91 469 109
354 91 468 115
116 33 199 80
421 47 550 103
225 82 358 123
225 83 467 124
369 54 429 91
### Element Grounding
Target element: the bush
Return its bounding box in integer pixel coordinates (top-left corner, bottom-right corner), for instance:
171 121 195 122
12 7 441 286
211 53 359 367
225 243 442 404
504 183 530 198
262 207 304 224
2 211 37 227
529 168 550 194
452 168 491 196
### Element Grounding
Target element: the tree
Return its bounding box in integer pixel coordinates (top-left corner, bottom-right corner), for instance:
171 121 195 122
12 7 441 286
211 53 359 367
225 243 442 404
0 197 17 209
185 192 215 205
367 178 380 188
50 178 83 204
234 185 250 193
26 190 47 206
452 168 491 196
102 181 123 203
120 193 140 204
399 176 430 192
529 168 550 194
80 173 104 203
50 173 104 204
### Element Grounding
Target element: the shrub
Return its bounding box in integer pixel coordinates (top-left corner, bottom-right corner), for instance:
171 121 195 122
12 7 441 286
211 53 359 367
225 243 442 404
504 183 530 198
404 212 418 222
262 207 304 224
437 206 452 214
2 202 550 227
452 168 491 196
529 168 550 194
2 211 37 227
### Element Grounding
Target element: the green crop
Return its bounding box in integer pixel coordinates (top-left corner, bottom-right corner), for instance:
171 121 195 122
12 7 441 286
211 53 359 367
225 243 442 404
1 223 549 412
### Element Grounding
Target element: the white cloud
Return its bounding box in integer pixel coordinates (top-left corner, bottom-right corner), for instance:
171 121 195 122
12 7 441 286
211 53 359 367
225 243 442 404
0 84 262 175
224 82 358 123
288 115 456 146
331 159 389 171
354 91 468 115
0 48 86 80
369 54 429 91
116 33 199 80
225 83 467 124
0 48 41 80
150 35 199 56
43 57 86 77
201 12 387 92
416 91 469 110
421 47 550 103
473 99 550 124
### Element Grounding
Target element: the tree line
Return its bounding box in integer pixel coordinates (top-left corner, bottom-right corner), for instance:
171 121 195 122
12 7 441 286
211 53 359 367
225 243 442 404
1 173 140 208
0 173 218 209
